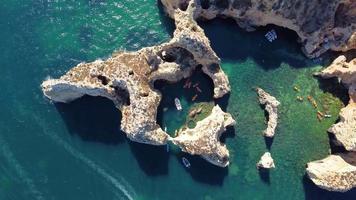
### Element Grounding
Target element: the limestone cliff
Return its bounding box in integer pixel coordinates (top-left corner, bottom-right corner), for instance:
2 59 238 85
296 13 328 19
161 0 356 57
317 56 356 151
256 87 280 138
42 2 231 146
170 105 236 167
307 55 356 192
306 153 356 192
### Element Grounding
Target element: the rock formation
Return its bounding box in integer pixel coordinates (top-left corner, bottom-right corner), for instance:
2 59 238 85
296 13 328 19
170 105 236 167
256 87 280 137
161 0 356 57
317 56 356 151
257 152 275 169
307 55 356 192
306 152 356 192
42 1 235 167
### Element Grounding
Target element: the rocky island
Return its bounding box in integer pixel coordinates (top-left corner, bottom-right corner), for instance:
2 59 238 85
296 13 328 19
42 1 234 167
171 105 235 167
256 87 280 138
257 152 275 169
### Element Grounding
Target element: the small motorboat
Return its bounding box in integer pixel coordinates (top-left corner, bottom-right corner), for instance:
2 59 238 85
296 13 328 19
166 144 169 153
164 126 167 132
175 98 182 111
182 157 191 168
324 114 332 118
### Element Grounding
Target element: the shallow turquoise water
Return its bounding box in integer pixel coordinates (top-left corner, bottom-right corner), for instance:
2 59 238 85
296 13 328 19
1 0 355 200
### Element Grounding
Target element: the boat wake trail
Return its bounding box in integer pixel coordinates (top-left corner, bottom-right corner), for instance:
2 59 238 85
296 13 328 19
0 136 45 200
34 116 136 200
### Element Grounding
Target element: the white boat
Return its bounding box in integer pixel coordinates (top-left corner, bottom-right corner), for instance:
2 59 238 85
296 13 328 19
175 98 182 111
166 144 169 152
164 126 167 132
324 114 332 118
182 157 191 168
265 29 277 42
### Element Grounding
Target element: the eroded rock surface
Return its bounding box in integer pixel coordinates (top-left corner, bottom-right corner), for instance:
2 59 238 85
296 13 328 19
318 56 356 151
306 152 356 192
257 152 275 169
42 2 231 146
256 87 280 138
170 105 235 167
162 0 356 57
307 55 356 192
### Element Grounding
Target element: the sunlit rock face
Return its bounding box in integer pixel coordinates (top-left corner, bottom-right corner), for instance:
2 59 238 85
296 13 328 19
306 153 356 192
162 0 356 58
256 152 275 169
317 56 356 151
256 87 280 138
170 105 236 167
307 55 356 192
42 0 234 164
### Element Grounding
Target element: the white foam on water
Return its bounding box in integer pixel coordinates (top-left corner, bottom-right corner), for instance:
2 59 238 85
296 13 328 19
34 116 136 200
0 136 45 200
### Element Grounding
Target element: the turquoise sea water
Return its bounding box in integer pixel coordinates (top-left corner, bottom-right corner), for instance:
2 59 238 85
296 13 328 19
1 0 355 199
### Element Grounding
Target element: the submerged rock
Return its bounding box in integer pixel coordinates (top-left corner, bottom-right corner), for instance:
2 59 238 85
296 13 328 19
171 105 236 167
161 0 356 57
306 152 356 192
41 2 231 146
256 87 280 138
257 152 275 169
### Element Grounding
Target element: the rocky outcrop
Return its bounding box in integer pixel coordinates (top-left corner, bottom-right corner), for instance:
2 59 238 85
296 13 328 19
161 0 356 57
42 2 231 147
256 152 275 169
317 56 356 151
306 152 356 192
170 105 235 167
256 87 280 138
307 55 356 192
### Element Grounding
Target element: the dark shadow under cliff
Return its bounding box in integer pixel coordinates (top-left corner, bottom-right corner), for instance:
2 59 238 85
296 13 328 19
302 175 356 200
55 96 126 145
55 95 170 176
199 18 315 70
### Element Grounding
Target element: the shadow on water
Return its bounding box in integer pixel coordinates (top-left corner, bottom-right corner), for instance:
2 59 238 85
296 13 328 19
128 141 169 176
316 77 350 106
258 169 271 185
176 152 228 186
155 67 215 132
56 95 170 175
55 95 126 145
157 0 175 36
264 137 274 151
199 18 310 70
220 126 236 143
303 175 356 200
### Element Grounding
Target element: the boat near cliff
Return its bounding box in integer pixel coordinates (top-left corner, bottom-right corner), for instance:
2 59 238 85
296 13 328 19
182 157 191 168
175 98 182 111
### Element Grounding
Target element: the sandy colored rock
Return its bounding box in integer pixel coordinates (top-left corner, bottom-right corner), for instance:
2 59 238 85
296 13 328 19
256 152 275 169
256 87 280 138
161 0 356 58
318 56 356 151
170 105 236 167
306 152 356 192
42 2 231 146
